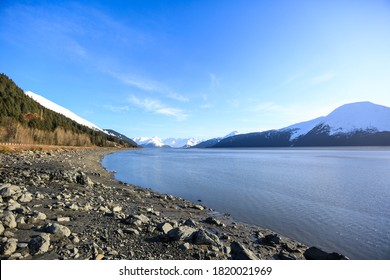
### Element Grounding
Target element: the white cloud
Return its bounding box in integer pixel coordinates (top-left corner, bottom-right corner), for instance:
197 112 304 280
200 104 213 109
107 70 189 102
167 91 189 102
310 72 336 86
209 73 220 89
128 95 188 121
104 105 130 113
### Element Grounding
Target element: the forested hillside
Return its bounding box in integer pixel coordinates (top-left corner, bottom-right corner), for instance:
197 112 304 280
0 73 136 147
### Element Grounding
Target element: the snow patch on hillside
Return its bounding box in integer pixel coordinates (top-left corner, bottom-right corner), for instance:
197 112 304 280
24 90 102 131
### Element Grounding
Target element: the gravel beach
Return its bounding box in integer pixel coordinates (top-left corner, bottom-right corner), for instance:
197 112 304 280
0 147 347 260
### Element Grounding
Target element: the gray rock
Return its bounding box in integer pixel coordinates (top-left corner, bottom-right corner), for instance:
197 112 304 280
122 214 150 225
184 219 197 227
19 192 33 203
0 184 21 199
4 231 14 238
75 171 94 187
192 229 221 246
304 247 349 260
112 206 122 213
29 234 51 255
263 233 281 245
32 210 47 221
123 228 140 235
1 211 17 229
192 205 204 211
2 238 18 256
44 223 71 237
6 200 22 211
204 217 225 227
133 214 150 224
179 242 192 250
157 222 173 234
230 241 259 260
57 217 71 222
167 226 197 241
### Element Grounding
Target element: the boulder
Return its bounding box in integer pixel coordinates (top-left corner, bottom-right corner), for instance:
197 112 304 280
19 192 33 203
184 219 197 227
304 247 349 260
29 233 51 255
263 233 281 245
32 210 47 221
122 214 150 225
167 226 197 241
6 200 21 211
204 217 225 227
0 184 21 199
75 171 94 187
1 211 17 229
230 241 259 260
192 229 221 246
44 223 71 237
157 222 173 234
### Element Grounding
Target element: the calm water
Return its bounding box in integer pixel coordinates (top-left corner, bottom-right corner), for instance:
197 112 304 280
102 148 390 259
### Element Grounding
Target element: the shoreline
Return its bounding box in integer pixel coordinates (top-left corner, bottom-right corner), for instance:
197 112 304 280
0 147 347 260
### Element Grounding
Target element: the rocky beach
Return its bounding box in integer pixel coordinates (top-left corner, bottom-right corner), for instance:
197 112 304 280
0 147 347 260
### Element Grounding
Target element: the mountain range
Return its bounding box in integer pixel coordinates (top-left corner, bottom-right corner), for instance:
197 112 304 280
132 136 202 148
195 102 390 148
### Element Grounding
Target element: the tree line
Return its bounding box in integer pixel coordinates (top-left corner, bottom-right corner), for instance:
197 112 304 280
0 73 135 147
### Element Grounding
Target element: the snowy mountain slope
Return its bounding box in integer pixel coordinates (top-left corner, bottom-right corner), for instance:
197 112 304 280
214 101 390 147
132 137 165 147
320 102 390 135
24 90 103 131
222 131 240 139
281 101 390 140
132 137 202 148
163 138 202 148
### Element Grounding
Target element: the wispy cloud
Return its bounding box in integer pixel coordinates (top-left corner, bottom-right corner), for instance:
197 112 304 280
111 72 162 92
104 105 130 113
252 102 284 113
209 73 221 89
107 71 189 102
200 104 213 109
310 72 336 86
128 95 188 121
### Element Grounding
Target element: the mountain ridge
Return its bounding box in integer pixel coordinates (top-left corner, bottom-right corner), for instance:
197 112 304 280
202 102 390 148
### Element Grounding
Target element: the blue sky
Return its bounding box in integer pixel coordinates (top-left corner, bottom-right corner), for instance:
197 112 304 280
1 0 390 139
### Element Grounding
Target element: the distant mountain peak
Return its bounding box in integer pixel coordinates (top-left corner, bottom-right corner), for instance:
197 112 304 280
223 131 240 139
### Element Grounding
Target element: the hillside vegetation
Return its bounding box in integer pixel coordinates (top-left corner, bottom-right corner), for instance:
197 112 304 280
0 73 135 147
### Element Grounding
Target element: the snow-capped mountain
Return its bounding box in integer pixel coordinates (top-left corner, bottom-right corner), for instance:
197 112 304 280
24 90 102 131
132 137 202 148
281 101 390 139
132 137 166 148
163 138 202 148
212 102 390 147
